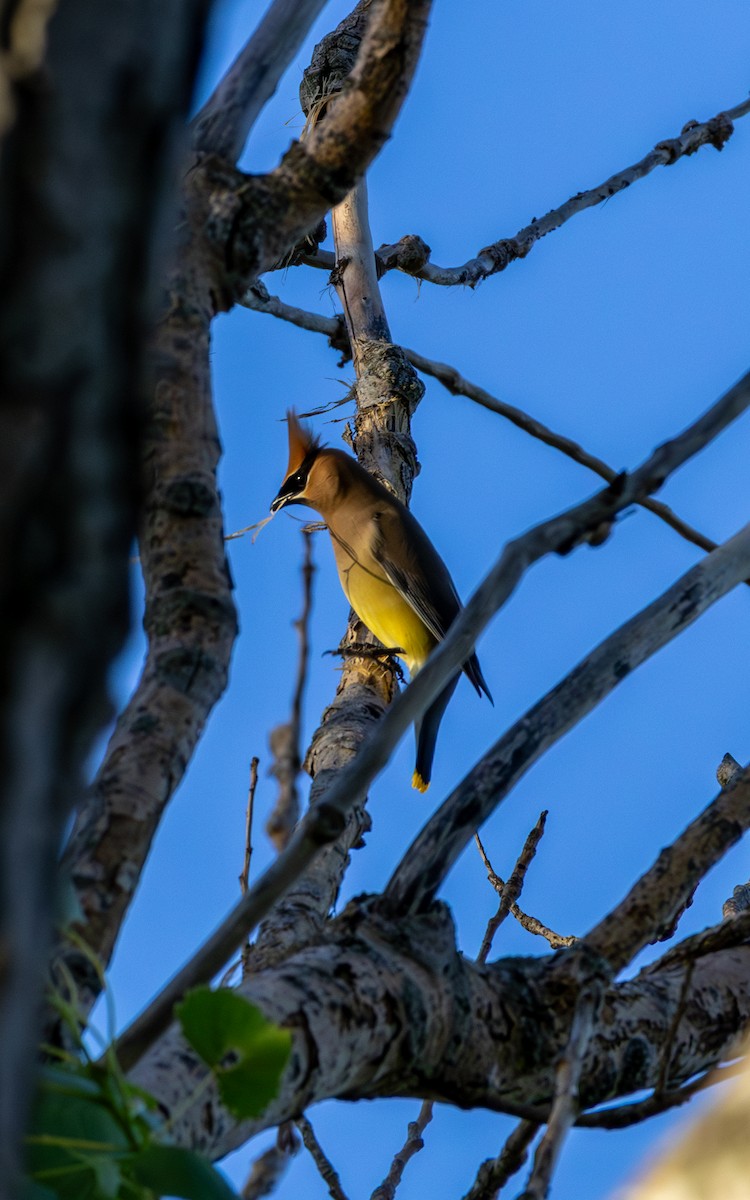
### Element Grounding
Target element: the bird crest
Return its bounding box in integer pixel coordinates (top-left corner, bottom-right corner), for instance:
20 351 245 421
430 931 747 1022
285 409 320 477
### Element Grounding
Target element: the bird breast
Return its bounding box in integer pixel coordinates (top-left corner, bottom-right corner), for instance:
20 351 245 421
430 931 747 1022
329 530 435 676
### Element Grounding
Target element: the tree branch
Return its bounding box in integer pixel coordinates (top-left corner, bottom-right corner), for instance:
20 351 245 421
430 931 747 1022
191 0 330 161
585 765 750 972
0 0 212 1182
373 98 750 287
387 523 750 913
130 901 750 1160
241 286 730 564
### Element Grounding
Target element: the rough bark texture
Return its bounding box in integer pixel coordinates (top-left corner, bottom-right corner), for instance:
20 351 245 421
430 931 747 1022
57 0 435 1015
131 901 750 1159
0 0 214 1184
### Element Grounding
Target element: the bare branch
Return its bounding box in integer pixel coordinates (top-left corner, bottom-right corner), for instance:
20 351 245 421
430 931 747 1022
242 1122 300 1199
212 0 434 287
370 1100 434 1200
296 1115 350 1200
475 832 576 951
476 814 548 963
386 99 750 287
462 1121 540 1200
131 901 750 1158
577 1061 745 1130
240 757 260 895
518 975 604 1200
266 531 316 852
585 765 750 972
241 286 731 564
192 0 330 161
387 515 750 915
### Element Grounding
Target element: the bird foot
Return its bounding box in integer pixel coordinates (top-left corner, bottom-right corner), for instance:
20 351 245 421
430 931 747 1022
324 642 406 682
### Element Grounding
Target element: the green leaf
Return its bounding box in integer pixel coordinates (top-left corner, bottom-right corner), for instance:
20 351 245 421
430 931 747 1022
26 1076 131 1200
176 989 270 1067
126 1145 239 1200
176 988 291 1120
217 1031 293 1119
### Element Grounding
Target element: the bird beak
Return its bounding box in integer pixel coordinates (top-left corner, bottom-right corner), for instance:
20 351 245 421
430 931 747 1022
270 490 289 513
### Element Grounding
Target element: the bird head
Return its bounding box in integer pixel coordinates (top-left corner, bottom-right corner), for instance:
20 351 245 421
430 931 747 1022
271 410 321 512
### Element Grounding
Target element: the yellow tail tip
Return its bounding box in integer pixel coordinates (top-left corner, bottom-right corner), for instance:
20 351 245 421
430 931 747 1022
412 771 430 793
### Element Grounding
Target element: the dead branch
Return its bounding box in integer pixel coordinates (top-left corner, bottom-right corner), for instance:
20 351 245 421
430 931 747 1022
266 531 315 852
357 98 750 287
191 0 329 161
387 518 750 913
518 971 604 1200
476 815 548 962
240 757 260 894
130 901 750 1159
475 830 576 951
370 1099 434 1200
296 1115 350 1200
242 1122 300 1199
462 1121 540 1200
585 765 750 971
241 286 734 570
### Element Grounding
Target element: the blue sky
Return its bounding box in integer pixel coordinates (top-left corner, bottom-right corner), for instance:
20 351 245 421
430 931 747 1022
103 2 750 1196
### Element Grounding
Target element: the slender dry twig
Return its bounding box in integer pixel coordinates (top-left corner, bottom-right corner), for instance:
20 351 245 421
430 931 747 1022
461 1121 540 1200
241 286 729 565
295 1114 350 1200
240 757 260 895
267 531 316 852
577 1061 746 1129
297 98 750 288
654 963 695 1095
242 1122 300 1199
476 814 549 963
110 421 750 1075
370 1100 434 1200
517 977 604 1200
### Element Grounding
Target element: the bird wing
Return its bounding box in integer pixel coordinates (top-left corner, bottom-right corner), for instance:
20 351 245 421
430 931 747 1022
370 503 493 704
369 504 461 644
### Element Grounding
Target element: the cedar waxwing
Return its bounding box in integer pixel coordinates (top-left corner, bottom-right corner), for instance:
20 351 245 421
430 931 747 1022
271 412 492 791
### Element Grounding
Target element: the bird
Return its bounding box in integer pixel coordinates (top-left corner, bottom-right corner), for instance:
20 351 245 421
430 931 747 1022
271 411 492 791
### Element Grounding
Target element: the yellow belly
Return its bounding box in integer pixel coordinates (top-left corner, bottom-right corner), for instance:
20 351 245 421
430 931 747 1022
340 561 435 674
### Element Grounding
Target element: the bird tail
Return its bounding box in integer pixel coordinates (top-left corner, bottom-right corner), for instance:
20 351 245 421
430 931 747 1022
413 673 461 792
463 652 493 705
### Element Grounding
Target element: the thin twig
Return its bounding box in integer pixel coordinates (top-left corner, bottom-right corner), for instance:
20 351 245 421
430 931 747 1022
576 1060 746 1129
517 979 603 1200
475 814 549 963
370 1099 434 1200
655 963 695 1095
461 1121 540 1200
242 286 729 566
297 98 750 288
242 1122 300 1199
267 530 315 852
240 757 260 895
295 1114 350 1200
